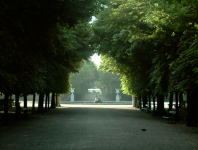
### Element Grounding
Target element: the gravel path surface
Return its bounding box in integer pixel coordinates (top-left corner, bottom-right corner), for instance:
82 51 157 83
0 105 198 150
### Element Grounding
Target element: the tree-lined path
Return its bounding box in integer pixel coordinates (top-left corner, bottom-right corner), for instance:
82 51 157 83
1 105 198 150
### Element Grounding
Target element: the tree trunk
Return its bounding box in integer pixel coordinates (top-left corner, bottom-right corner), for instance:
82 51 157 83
23 94 28 117
153 96 156 116
45 94 48 112
138 95 141 110
169 93 173 112
142 96 147 108
148 96 151 110
179 93 183 108
132 96 138 108
9 95 12 107
51 92 56 109
3 94 9 125
56 94 58 106
156 94 166 116
32 94 36 115
47 94 50 110
38 93 44 113
175 92 179 122
15 94 20 120
135 97 138 107
186 92 198 127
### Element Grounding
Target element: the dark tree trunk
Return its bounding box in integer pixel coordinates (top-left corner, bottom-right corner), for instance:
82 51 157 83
186 92 198 127
51 92 56 109
169 93 173 112
135 97 138 108
148 96 151 110
156 94 166 116
142 96 147 108
47 94 50 110
135 97 139 108
56 94 58 106
9 95 12 107
175 92 179 122
179 93 183 108
132 96 138 108
15 94 20 120
153 96 156 115
138 95 141 110
23 94 28 117
32 94 36 115
38 93 44 113
3 94 9 125
45 94 48 112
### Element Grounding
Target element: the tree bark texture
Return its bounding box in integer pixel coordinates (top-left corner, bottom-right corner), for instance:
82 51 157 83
134 97 138 108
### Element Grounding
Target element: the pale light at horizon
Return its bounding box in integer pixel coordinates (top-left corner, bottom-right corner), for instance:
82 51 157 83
91 53 101 66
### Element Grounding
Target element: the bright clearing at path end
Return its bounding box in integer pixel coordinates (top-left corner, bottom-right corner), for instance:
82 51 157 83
59 104 135 110
91 53 101 66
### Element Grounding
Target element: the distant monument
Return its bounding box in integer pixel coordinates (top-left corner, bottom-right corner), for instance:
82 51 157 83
71 88 75 102
115 89 120 102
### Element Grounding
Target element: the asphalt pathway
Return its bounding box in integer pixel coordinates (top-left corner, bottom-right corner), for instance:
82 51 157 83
0 105 198 150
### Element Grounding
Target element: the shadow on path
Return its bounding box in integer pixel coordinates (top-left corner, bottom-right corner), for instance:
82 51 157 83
0 105 198 150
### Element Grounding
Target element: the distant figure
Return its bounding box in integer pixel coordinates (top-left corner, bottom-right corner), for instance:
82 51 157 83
94 95 102 103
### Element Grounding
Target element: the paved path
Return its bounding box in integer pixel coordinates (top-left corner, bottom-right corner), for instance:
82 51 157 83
0 105 198 150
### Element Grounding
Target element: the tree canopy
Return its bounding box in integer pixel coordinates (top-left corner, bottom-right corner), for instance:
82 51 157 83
0 0 104 95
92 0 198 96
91 0 198 126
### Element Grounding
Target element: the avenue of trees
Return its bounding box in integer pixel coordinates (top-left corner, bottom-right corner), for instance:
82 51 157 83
0 0 104 124
91 0 198 126
1 0 197 127
70 60 121 100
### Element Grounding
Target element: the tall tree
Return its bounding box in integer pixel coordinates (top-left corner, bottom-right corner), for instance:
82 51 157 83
0 0 105 122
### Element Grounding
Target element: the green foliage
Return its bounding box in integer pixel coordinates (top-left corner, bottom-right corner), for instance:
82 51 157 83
92 0 154 96
70 59 121 98
0 0 104 95
70 60 99 94
91 0 198 96
96 69 121 95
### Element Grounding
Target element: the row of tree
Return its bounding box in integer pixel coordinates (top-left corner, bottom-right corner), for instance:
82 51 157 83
0 0 104 124
91 0 198 126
